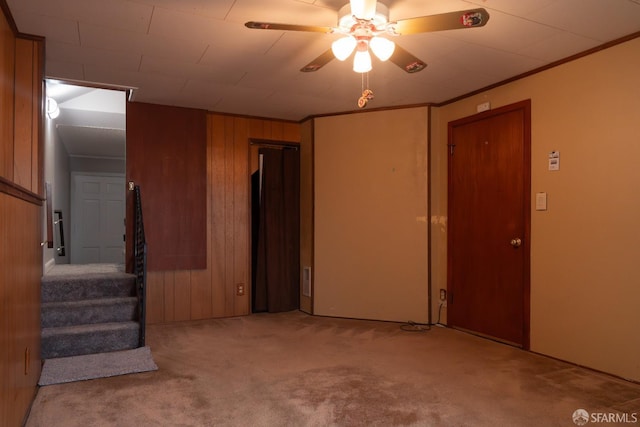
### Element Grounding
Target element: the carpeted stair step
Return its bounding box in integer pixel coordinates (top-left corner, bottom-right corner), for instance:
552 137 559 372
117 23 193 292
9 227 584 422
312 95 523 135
41 272 136 303
42 321 140 359
42 297 138 328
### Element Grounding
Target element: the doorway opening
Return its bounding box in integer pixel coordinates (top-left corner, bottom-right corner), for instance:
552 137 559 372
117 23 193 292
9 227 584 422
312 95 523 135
44 79 129 268
250 139 301 313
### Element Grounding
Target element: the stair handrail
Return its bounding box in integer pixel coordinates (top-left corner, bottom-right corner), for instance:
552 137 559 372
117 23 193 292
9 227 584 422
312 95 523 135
134 185 147 347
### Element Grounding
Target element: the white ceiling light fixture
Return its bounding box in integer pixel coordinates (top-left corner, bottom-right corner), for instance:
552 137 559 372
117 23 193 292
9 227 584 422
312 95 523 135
349 0 376 21
330 2 395 73
331 36 357 61
338 1 389 30
369 36 395 61
46 97 60 119
353 43 372 73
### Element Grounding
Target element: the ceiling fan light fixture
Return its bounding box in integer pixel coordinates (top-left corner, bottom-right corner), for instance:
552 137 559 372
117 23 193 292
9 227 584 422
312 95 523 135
353 49 372 73
246 4 489 78
332 36 357 61
369 36 395 61
350 0 377 20
46 97 60 119
338 2 389 30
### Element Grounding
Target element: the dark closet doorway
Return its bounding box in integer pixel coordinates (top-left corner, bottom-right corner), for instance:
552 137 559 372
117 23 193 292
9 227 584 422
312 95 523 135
250 140 300 313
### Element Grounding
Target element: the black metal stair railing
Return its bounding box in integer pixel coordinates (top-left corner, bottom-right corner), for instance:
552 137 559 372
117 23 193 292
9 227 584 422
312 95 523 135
134 185 147 347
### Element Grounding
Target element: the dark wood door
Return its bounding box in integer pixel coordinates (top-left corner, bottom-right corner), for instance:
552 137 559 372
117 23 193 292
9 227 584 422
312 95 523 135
447 100 531 348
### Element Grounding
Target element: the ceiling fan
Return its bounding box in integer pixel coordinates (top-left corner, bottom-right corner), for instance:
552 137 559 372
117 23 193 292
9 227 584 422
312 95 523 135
245 0 490 75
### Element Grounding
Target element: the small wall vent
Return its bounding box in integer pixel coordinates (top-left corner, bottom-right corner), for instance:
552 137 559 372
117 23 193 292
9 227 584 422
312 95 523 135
302 266 312 297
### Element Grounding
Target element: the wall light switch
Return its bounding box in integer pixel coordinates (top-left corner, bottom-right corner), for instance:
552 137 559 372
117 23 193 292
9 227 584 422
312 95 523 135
536 192 547 211
548 151 560 171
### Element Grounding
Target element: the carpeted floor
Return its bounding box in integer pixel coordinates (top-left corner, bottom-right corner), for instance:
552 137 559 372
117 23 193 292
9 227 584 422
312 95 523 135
26 311 640 426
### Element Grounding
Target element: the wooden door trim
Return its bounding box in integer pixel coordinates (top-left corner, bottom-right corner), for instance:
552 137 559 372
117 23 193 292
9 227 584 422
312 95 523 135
447 99 531 349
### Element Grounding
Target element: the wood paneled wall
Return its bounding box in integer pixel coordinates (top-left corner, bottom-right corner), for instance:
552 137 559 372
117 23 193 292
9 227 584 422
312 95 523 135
1 33 42 194
0 5 15 179
0 4 44 426
145 114 301 323
13 37 42 194
0 193 42 427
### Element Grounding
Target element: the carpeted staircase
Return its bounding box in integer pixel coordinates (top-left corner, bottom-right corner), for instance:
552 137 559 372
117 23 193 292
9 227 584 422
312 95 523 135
41 266 140 359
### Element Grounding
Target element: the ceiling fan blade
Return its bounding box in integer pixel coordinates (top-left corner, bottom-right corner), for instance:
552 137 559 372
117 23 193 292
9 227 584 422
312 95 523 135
389 44 427 74
389 8 489 35
300 49 335 72
245 21 335 33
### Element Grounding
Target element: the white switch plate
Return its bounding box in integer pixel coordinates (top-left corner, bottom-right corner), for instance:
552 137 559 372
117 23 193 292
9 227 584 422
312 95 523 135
536 192 547 211
548 151 560 171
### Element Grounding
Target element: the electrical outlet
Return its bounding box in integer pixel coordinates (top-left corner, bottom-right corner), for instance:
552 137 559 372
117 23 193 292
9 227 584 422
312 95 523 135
439 289 447 301
477 101 491 112
236 284 245 296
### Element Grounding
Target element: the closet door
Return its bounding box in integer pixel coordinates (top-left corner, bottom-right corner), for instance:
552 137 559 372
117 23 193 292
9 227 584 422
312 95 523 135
253 147 300 313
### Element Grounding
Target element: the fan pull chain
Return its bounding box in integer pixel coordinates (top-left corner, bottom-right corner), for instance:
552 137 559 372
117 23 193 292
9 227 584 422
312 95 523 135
357 71 374 109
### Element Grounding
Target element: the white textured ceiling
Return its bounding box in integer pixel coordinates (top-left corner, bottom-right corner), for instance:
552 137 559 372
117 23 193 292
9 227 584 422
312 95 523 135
7 0 640 122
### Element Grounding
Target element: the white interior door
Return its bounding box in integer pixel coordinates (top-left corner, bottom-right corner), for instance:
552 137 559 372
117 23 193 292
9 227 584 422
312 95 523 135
71 174 125 264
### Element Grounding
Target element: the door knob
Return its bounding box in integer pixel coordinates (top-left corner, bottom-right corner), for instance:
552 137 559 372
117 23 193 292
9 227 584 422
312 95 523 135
510 238 522 248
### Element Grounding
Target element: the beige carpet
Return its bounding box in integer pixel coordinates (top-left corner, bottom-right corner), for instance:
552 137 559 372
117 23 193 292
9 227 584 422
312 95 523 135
26 311 640 426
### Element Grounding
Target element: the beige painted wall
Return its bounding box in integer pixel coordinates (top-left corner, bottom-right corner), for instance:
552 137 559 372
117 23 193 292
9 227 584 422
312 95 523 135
314 108 429 323
299 119 314 314
431 37 640 381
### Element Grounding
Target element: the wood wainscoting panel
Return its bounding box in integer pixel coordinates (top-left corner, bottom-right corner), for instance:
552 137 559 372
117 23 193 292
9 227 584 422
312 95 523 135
0 13 15 181
1 7 45 424
2 34 43 197
0 193 42 427
145 271 165 324
29 36 43 197
233 118 249 316
189 268 212 320
187 109 214 320
210 114 228 318
144 113 300 323
173 270 192 321
12 38 35 190
162 271 176 323
13 37 43 194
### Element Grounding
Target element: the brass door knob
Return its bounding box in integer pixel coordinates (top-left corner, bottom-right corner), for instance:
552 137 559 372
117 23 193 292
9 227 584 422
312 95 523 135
510 238 522 248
